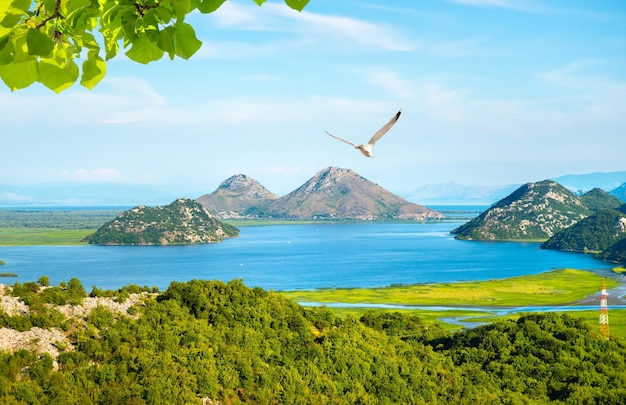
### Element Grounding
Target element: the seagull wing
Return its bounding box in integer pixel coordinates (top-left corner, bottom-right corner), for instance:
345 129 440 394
367 109 402 145
326 131 358 147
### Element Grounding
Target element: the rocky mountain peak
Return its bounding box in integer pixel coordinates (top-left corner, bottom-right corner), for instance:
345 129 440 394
297 167 362 196
269 167 442 220
214 174 278 200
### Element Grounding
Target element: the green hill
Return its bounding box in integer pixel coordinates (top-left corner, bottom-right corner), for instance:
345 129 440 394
452 180 591 240
541 209 626 252
84 198 239 245
597 237 626 264
579 187 623 211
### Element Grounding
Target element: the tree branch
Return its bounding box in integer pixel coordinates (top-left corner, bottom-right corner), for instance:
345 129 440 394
34 0 64 29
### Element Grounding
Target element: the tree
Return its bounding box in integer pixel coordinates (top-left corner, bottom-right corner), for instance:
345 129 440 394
0 0 310 93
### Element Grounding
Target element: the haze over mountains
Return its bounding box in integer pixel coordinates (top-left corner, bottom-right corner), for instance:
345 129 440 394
1 170 625 206
404 171 626 205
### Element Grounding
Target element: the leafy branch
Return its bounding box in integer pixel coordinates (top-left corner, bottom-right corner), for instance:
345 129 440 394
133 1 162 18
33 0 63 29
0 0 311 93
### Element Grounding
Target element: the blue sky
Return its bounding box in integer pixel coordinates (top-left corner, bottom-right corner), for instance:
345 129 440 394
1 0 625 197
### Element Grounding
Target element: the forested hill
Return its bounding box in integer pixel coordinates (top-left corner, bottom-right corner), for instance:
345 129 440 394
83 198 239 245
1 278 625 403
452 180 622 241
542 205 626 264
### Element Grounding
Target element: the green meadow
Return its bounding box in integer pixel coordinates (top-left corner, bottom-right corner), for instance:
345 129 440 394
280 268 617 306
281 269 626 338
0 227 95 245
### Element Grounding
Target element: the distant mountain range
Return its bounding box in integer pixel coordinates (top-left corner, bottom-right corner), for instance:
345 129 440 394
2 171 625 206
403 171 626 205
551 171 626 194
197 167 443 221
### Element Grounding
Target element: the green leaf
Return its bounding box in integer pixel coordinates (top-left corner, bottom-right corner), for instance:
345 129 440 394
125 34 164 64
251 0 265 6
171 0 192 19
0 59 38 90
284 0 309 12
26 28 55 57
158 26 176 60
81 54 106 89
9 0 31 13
172 22 202 59
0 36 11 65
38 58 80 93
198 0 227 13
43 0 58 13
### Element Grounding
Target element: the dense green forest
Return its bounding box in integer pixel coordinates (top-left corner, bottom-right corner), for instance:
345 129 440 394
541 209 626 252
1 279 625 404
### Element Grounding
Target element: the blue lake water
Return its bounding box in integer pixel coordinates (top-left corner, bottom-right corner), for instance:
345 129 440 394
0 221 616 291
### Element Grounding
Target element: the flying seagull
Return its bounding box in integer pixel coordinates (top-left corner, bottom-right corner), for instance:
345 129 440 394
326 109 402 158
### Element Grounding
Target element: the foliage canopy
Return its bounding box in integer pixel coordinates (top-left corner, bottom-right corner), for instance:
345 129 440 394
0 0 310 93
2 278 626 403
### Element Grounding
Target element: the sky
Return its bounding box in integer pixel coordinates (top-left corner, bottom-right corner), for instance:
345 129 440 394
1 0 625 197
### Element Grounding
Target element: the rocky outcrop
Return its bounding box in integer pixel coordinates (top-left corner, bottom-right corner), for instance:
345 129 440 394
0 285 153 362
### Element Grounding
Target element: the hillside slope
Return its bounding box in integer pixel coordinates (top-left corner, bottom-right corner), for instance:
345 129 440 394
84 198 239 245
452 180 592 240
266 167 443 220
197 174 278 219
541 208 626 252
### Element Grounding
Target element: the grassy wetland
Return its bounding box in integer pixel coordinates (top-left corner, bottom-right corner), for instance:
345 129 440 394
0 209 117 245
281 269 626 338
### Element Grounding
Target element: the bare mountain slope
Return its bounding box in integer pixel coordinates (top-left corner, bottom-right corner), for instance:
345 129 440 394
197 174 278 218
266 167 442 220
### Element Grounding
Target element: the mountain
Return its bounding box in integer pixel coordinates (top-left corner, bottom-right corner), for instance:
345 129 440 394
196 174 278 219
551 171 626 194
452 180 592 241
610 183 626 202
403 182 519 205
541 208 626 252
265 167 443 220
84 198 239 245
578 188 624 211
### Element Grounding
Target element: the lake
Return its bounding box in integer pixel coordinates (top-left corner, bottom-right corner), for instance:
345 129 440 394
0 221 616 291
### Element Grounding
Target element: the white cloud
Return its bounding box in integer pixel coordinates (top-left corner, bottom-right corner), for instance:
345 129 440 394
205 1 415 52
445 0 544 12
365 69 414 99
58 168 124 182
0 77 168 126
